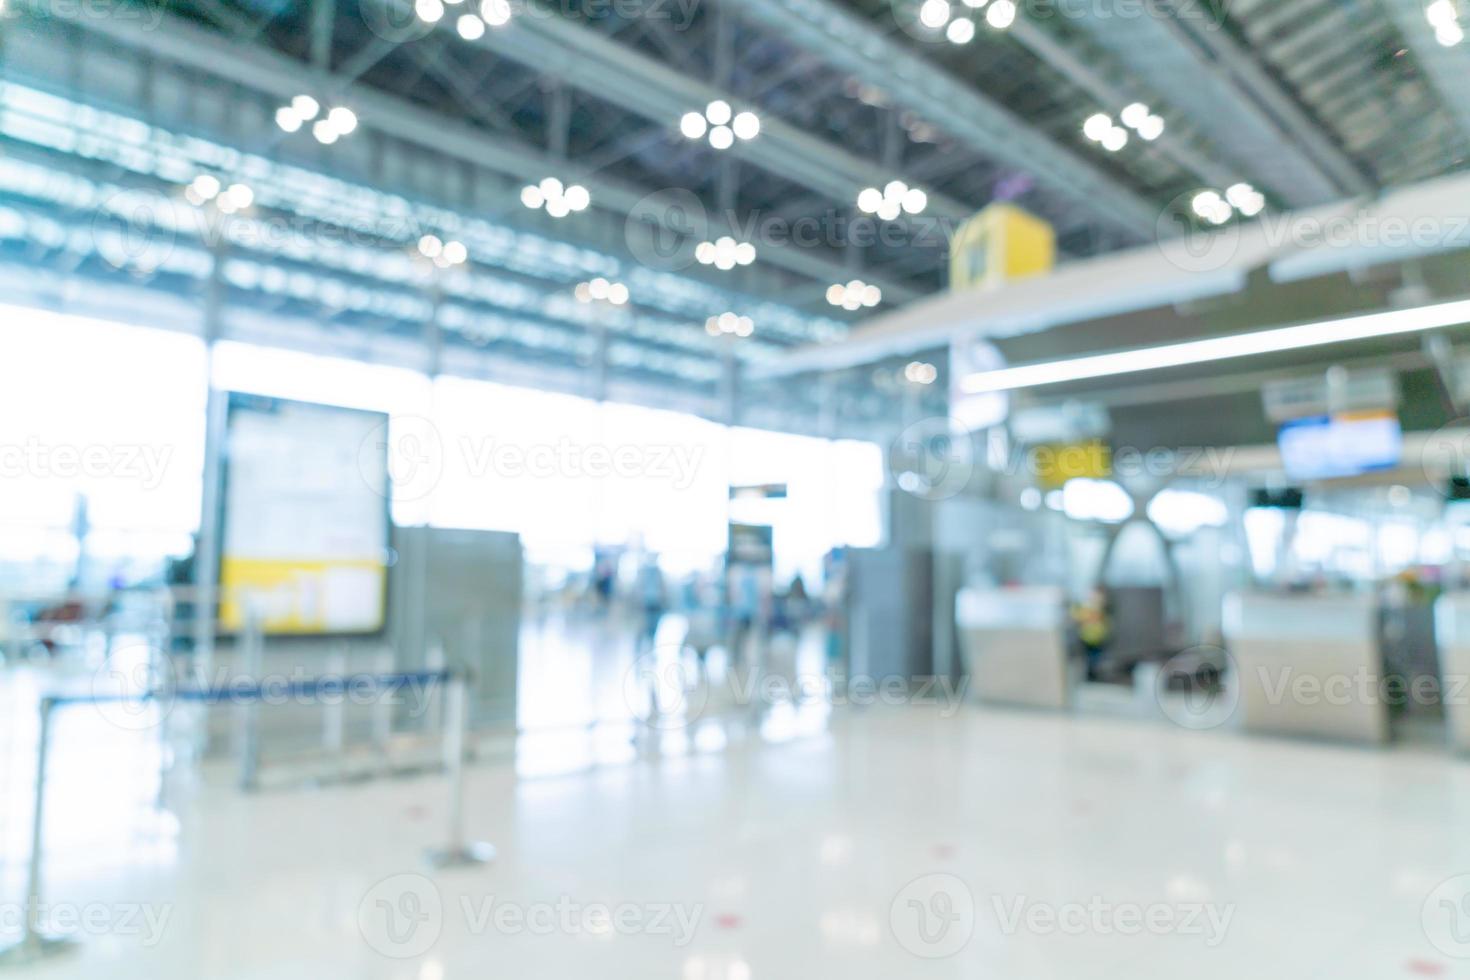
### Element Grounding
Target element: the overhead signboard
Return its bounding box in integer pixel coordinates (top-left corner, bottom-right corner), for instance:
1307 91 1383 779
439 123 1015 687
218 394 390 635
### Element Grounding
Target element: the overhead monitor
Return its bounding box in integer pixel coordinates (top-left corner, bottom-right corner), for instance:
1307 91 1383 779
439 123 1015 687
217 394 390 635
1277 411 1402 482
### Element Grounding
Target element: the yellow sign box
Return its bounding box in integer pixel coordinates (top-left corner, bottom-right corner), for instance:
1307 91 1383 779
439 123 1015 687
949 203 1057 291
1032 440 1111 489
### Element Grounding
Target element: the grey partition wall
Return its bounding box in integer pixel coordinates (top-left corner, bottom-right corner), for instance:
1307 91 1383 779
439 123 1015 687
391 526 522 729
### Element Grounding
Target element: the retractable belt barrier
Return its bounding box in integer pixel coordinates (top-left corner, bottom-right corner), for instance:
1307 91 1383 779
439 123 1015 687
0 667 491 968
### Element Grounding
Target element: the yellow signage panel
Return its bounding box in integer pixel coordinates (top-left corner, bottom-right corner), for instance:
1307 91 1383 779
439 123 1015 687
1032 440 1111 489
949 203 1057 291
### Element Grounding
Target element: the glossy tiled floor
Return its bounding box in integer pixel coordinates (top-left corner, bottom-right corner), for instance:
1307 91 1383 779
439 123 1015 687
6 676 1470 978
5 609 1470 976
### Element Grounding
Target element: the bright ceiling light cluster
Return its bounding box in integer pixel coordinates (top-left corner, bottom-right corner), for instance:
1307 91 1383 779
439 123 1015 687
417 234 468 269
918 0 1017 39
521 178 591 218
680 101 760 150
275 95 358 145
575 277 630 305
451 0 512 38
826 279 882 310
1191 182 1266 225
185 174 254 213
695 236 757 270
1427 0 1465 45
1083 102 1163 152
706 312 755 337
904 361 938 385
857 180 927 221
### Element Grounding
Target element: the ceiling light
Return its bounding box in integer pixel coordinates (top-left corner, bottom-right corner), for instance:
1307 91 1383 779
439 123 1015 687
1426 0 1459 27
680 112 708 139
441 240 468 265
312 119 339 144
327 107 357 135
877 200 902 221
707 312 754 337
1437 20 1465 45
457 13 485 39
1191 190 1223 218
291 95 320 120
959 298 1470 395
1225 182 1265 217
480 0 511 26
415 0 444 23
732 111 761 141
524 178 588 218
735 242 757 265
1136 114 1165 141
418 234 443 258
904 361 938 385
275 107 302 133
1120 103 1150 129
1082 113 1112 142
188 174 220 203
902 187 928 214
986 0 1016 29
857 187 883 213
946 18 975 43
705 100 732 126
919 0 952 29
225 183 253 209
607 283 630 306
564 184 591 211
1101 126 1128 152
827 279 882 309
962 0 989 6
709 125 734 150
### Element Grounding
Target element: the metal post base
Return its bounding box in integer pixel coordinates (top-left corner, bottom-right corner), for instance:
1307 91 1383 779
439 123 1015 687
426 841 496 869
0 933 79 968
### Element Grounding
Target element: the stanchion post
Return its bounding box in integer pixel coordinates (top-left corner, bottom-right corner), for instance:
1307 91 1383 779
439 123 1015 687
0 697 78 966
426 672 494 868
236 611 263 791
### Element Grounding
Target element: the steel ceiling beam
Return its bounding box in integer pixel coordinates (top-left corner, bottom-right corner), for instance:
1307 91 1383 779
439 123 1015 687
403 0 975 221
18 2 924 307
702 0 1161 239
1067 0 1372 206
1377 0 1470 149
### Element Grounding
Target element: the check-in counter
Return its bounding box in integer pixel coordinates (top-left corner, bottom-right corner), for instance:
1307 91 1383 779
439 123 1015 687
956 586 1070 709
1433 594 1470 754
1222 592 1388 744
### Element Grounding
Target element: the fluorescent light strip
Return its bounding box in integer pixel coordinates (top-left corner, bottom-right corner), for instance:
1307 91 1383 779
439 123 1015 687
961 299 1470 395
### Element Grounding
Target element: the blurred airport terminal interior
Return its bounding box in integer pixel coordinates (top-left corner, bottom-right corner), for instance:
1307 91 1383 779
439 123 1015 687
2 0 1470 976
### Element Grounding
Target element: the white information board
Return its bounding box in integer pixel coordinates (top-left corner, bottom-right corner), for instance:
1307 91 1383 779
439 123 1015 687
218 394 389 634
